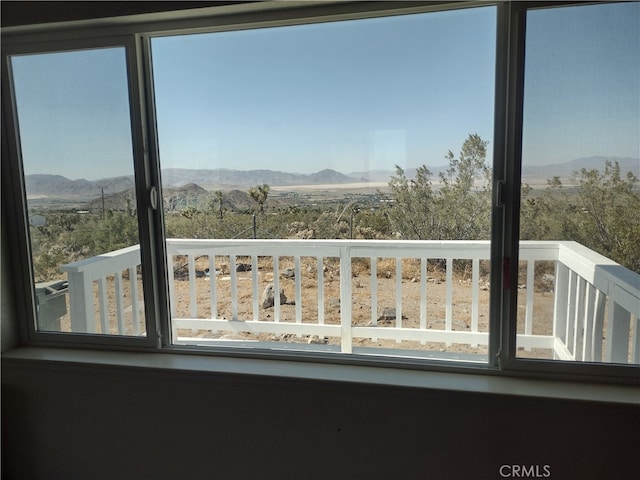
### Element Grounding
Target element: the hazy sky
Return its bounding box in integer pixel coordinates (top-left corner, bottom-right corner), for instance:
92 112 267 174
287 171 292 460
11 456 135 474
151 6 496 175
10 2 639 180
522 2 640 166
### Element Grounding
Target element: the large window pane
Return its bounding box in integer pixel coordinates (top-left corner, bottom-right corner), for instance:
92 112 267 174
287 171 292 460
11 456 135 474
518 3 640 364
11 47 146 336
151 7 496 361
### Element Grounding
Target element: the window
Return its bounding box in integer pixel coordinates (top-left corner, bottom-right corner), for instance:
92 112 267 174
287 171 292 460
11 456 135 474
516 2 640 365
150 7 496 361
2 1 638 381
6 43 157 345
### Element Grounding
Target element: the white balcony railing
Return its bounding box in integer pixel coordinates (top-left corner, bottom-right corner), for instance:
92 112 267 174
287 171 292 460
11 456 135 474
59 240 640 364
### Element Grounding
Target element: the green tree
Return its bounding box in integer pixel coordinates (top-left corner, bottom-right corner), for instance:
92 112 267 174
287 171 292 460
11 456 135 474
386 164 436 239
520 176 578 241
387 133 491 240
206 190 225 220
572 161 639 271
215 190 224 220
249 184 270 215
521 161 640 273
30 211 141 281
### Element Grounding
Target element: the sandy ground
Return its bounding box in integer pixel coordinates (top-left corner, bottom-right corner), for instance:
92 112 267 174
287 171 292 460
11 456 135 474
270 182 388 191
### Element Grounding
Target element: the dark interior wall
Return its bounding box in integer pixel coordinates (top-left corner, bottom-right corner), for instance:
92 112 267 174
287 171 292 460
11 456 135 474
1 200 19 352
2 359 639 480
0 1 242 27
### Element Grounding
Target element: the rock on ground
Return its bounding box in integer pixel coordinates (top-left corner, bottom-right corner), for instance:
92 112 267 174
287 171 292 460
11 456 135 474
260 284 287 309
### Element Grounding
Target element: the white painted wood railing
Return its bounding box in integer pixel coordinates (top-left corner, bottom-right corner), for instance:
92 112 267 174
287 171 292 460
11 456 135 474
60 245 143 335
552 242 640 363
167 239 493 356
59 240 640 363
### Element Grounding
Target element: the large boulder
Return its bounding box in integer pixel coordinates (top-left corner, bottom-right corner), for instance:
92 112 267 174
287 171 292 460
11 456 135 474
260 284 287 309
377 307 408 322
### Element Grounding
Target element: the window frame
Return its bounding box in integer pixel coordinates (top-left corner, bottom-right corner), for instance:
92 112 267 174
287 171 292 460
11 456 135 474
1 0 637 384
1 35 163 349
498 1 640 382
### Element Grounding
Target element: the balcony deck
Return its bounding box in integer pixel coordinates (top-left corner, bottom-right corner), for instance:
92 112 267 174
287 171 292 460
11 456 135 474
58 240 640 364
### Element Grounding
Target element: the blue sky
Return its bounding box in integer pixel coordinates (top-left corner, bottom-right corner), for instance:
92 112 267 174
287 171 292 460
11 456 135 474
522 2 640 166
151 6 496 175
10 2 639 180
12 47 134 180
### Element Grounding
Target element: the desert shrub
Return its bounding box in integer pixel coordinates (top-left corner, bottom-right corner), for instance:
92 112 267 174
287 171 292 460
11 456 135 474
386 133 491 241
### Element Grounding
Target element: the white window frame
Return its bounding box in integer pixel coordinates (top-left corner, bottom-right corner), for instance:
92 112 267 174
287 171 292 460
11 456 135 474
1 0 638 385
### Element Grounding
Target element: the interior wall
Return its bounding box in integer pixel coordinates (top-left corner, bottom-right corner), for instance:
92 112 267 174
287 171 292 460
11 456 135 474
1 203 19 353
0 1 239 27
2 359 639 480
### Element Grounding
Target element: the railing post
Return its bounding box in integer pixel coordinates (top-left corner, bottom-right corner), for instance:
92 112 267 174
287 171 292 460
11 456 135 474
168 253 177 318
591 289 606 362
66 270 95 333
395 257 402 342
273 256 280 322
565 271 577 357
230 254 238 321
114 271 125 335
129 266 141 336
445 257 453 332
552 263 569 357
210 255 218 320
632 316 640 364
606 301 631 363
582 283 596 362
317 256 325 325
573 277 586 360
188 254 197 319
340 246 352 353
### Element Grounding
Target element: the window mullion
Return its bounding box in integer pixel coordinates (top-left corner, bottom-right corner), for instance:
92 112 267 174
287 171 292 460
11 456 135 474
490 2 527 370
135 33 173 348
126 34 170 348
1 55 37 345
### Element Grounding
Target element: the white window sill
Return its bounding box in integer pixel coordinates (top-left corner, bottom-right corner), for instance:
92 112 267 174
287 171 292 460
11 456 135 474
2 346 639 405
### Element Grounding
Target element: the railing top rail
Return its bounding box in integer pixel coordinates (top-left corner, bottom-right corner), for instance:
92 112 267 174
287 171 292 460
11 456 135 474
557 241 640 306
165 238 497 259
60 240 639 310
165 238 562 248
165 238 493 248
59 245 141 276
59 240 564 274
165 239 565 260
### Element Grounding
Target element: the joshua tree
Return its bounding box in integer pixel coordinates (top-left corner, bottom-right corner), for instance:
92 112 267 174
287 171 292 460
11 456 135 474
249 183 270 215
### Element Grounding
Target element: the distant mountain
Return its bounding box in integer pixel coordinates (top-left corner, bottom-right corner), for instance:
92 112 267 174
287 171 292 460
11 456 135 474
160 186 277 213
347 165 452 183
346 170 395 182
86 183 259 213
24 168 360 198
161 183 210 212
24 157 639 200
86 187 136 212
522 157 639 182
349 157 639 184
25 174 134 196
160 168 360 188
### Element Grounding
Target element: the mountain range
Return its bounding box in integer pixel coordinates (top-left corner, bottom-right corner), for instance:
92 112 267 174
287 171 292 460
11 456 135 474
25 156 639 198
25 168 361 197
521 156 639 181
